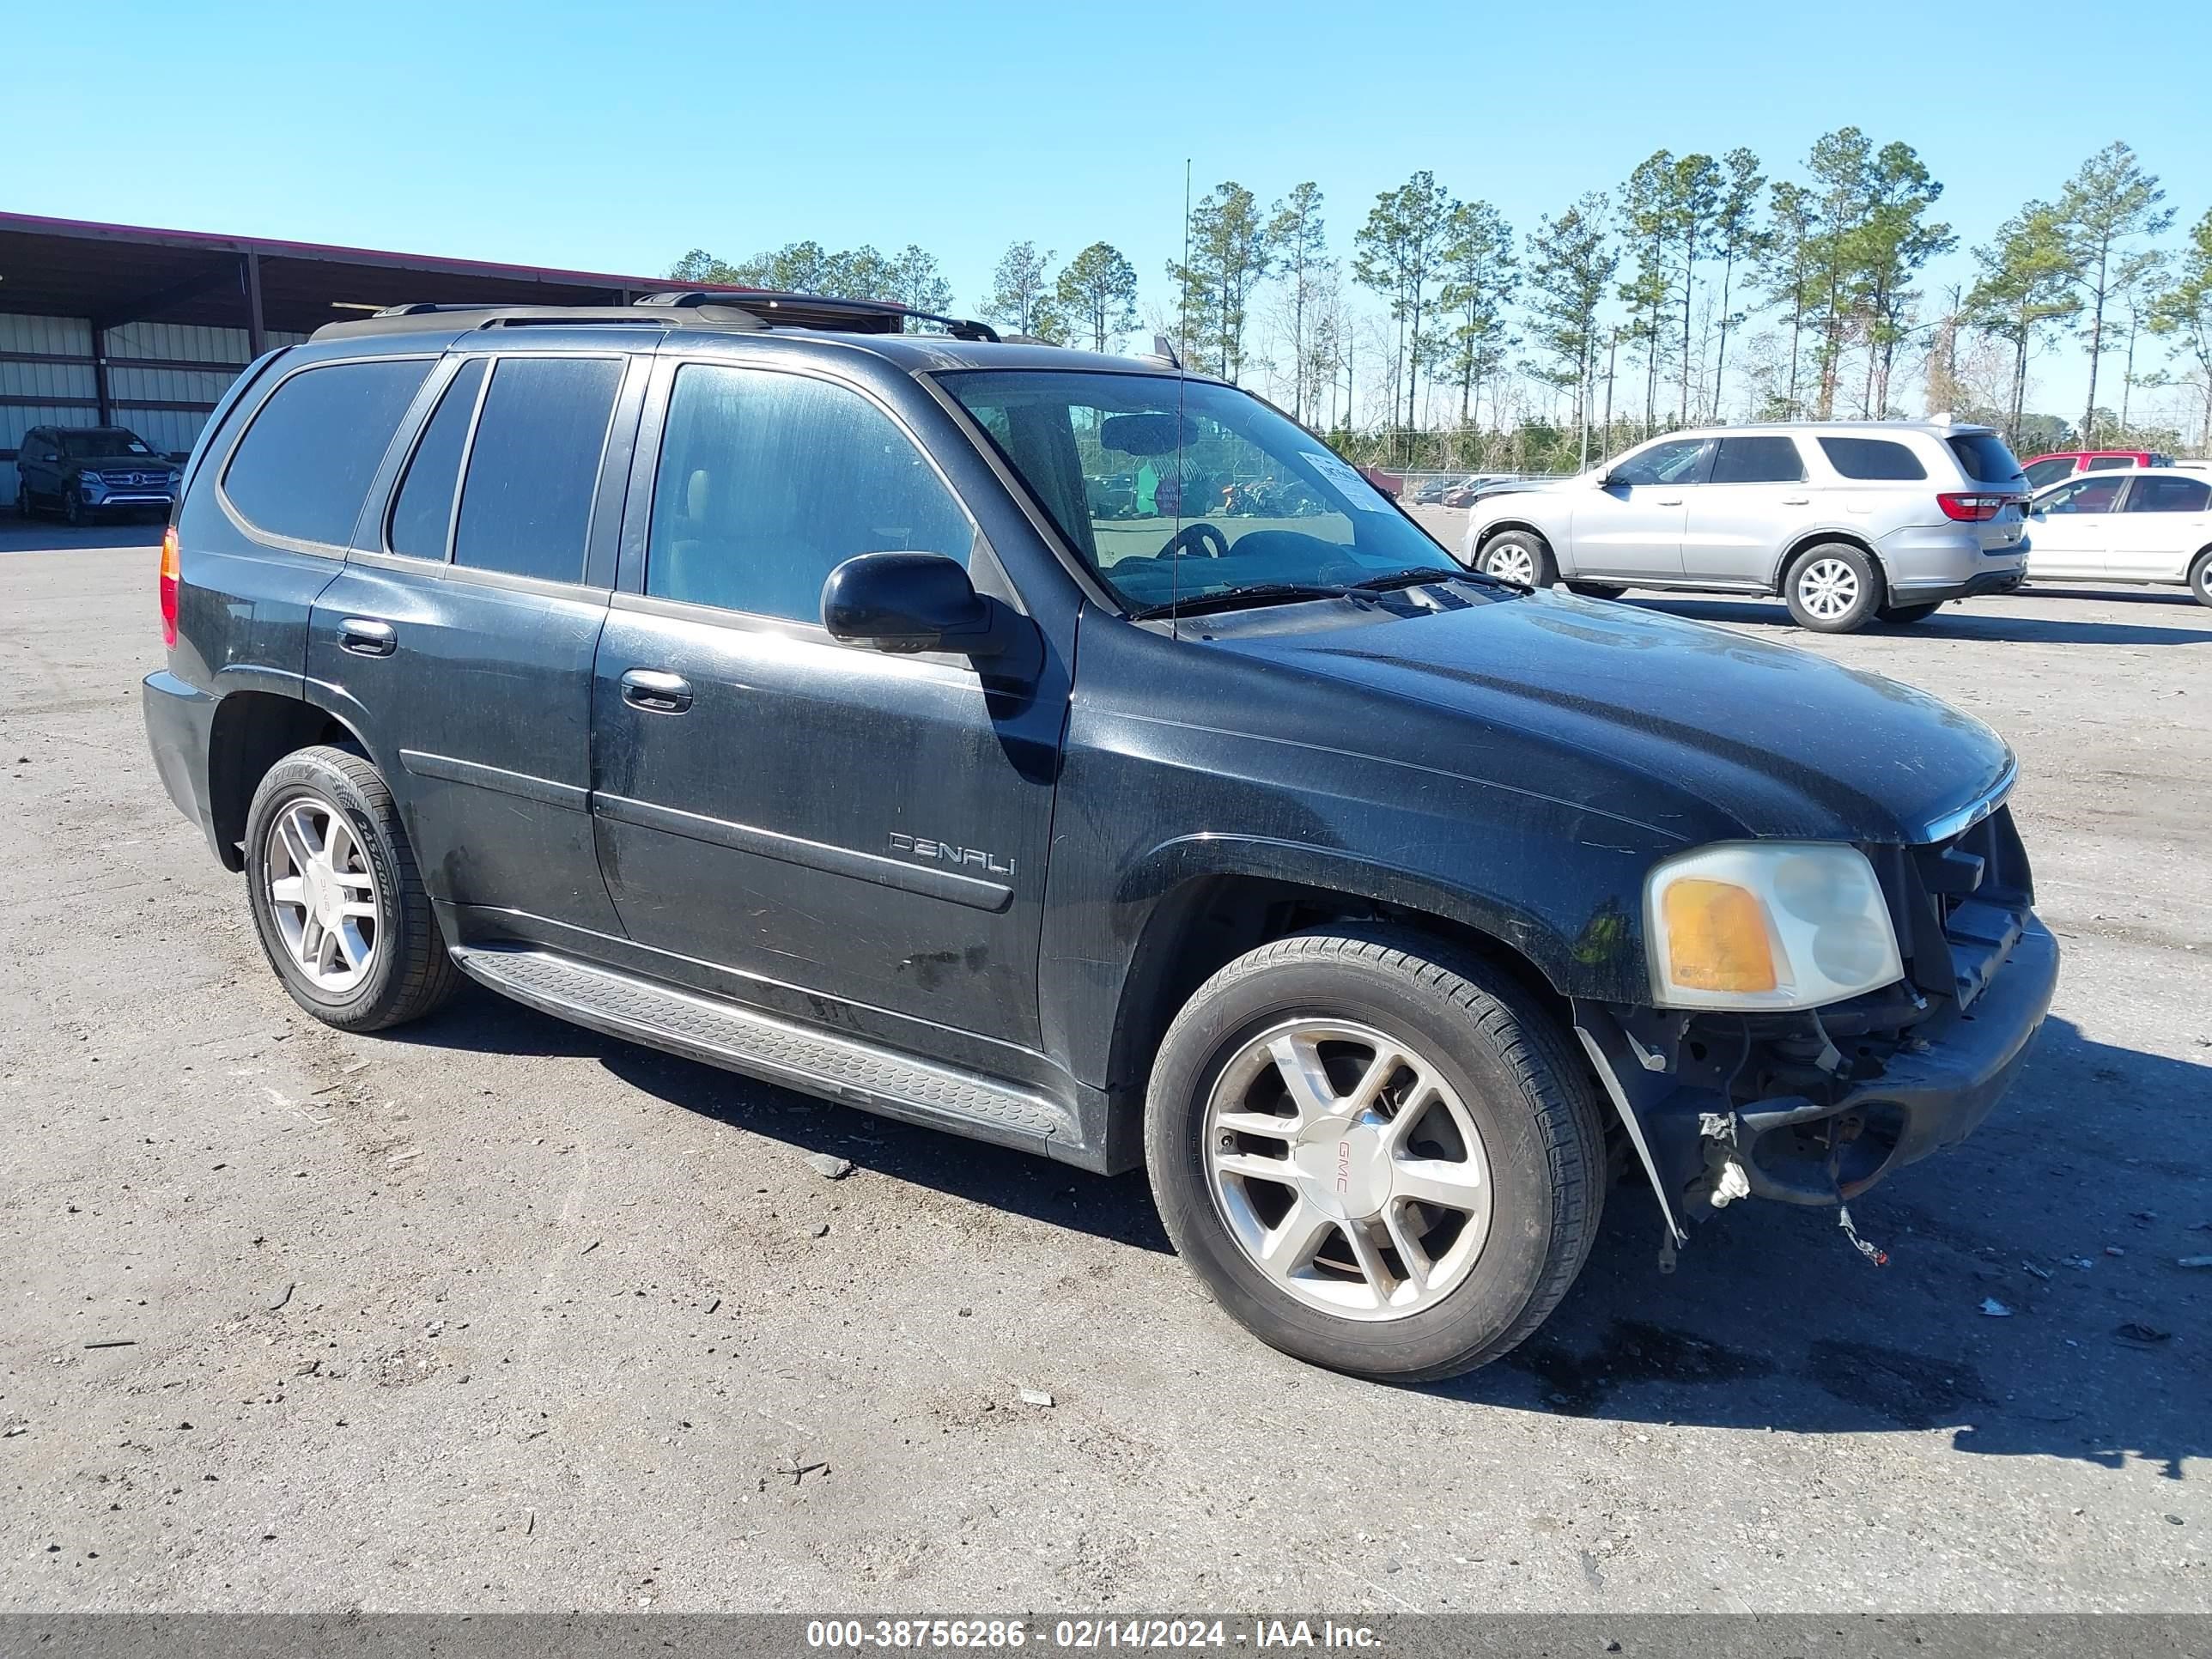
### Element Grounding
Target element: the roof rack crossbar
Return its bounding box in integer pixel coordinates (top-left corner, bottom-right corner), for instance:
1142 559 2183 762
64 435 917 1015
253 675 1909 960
632 289 999 343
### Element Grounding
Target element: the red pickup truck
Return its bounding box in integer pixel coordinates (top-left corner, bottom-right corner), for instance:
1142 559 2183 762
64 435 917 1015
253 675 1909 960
2021 448 2173 489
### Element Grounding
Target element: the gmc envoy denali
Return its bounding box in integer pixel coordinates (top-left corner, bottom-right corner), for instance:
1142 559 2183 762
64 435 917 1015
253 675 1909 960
143 292 2058 1381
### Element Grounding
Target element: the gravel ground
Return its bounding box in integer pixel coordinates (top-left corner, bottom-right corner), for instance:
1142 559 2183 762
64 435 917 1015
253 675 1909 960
2 523 2207 1614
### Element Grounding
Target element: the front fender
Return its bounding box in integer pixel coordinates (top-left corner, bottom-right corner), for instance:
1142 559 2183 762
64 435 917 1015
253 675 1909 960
1117 831 1594 995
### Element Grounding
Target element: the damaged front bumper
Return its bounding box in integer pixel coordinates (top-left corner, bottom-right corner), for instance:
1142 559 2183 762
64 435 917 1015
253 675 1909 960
1574 914 2058 1243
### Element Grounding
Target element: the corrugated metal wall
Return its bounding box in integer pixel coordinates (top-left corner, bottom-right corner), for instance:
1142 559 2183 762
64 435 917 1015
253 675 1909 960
3 313 307 500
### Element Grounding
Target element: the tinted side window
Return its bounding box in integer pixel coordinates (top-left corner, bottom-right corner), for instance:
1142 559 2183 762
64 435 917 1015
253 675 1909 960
2124 476 2212 513
386 358 488 561
1608 438 1707 487
646 363 973 623
1818 436 1926 481
2021 457 2075 489
2082 455 2132 471
223 358 432 545
452 356 623 583
1709 435 1804 483
1946 433 2022 483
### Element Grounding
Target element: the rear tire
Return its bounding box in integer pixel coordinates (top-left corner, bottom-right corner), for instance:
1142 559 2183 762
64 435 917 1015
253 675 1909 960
1143 927 1605 1382
2191 548 2212 610
1784 542 1881 632
1875 601 1940 625
243 744 461 1032
1475 529 1559 588
1565 582 1626 600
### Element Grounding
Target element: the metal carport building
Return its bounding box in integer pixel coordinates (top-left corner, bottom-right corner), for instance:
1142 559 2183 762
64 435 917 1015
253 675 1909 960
0 211 757 501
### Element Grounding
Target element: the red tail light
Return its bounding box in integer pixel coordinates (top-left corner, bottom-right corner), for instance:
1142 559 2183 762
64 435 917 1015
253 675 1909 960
158 526 179 647
1938 492 2009 522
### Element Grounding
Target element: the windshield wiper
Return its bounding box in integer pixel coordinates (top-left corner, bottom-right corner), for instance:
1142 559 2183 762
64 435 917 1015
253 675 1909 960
1127 581 1352 621
1340 566 1471 593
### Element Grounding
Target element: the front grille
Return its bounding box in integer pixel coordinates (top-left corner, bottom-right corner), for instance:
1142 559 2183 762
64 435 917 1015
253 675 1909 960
1863 805 2033 1011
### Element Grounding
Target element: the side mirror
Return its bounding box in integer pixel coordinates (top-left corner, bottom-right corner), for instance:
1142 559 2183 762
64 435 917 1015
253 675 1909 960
821 552 1008 656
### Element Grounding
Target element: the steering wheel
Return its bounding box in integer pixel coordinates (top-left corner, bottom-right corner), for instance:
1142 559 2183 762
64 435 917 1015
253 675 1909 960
1159 521 1231 560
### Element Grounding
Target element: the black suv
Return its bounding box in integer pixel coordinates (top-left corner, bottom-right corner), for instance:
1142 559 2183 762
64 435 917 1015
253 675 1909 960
143 294 2058 1381
15 424 181 523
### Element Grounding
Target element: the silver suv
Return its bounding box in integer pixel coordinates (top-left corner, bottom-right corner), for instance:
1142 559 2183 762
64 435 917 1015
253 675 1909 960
1459 422 2030 632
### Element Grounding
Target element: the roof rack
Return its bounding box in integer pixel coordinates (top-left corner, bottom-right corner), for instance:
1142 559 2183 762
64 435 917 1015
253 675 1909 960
313 289 1001 343
635 289 1000 342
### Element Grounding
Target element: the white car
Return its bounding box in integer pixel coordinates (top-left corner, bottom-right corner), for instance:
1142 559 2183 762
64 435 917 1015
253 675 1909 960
2025 468 2212 606
1458 422 2029 633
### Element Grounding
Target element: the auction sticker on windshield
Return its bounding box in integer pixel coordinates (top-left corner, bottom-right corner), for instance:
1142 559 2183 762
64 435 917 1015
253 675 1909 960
1300 450 1390 511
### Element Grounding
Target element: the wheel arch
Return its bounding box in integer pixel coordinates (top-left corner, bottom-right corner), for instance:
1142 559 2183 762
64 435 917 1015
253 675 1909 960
1773 527 1881 595
205 690 366 871
1472 518 1553 560
1102 854 1583 1107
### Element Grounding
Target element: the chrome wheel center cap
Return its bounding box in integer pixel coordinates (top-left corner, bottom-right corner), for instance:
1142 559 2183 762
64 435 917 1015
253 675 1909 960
303 858 337 927
1291 1117 1388 1221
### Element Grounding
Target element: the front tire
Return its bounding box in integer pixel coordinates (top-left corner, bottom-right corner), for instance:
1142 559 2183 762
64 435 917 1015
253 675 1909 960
63 490 85 527
2191 548 2212 610
243 745 461 1032
1784 542 1881 632
1144 927 1605 1382
1475 529 1559 588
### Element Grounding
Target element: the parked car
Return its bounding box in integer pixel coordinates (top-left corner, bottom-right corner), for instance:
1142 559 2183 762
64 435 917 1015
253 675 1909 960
1461 422 2030 632
1441 474 1517 507
2018 448 2173 490
2024 467 2212 605
13 424 181 524
143 304 2057 1382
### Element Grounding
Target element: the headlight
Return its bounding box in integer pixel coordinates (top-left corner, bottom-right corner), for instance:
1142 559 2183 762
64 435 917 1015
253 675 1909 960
1644 842 1903 1011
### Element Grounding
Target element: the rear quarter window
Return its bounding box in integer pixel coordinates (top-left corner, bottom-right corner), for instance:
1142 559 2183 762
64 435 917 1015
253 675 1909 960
222 358 434 546
1817 436 1927 482
1946 433 2022 484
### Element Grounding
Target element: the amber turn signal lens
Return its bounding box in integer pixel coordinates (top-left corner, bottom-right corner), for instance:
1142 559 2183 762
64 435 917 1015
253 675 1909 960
1661 878 1778 994
158 526 179 648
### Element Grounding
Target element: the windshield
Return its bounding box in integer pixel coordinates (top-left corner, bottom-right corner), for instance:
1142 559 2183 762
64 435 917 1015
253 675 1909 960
938 370 1457 612
60 429 154 458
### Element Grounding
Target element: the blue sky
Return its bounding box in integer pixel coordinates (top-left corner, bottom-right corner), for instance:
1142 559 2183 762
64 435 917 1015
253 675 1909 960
9 0 2212 416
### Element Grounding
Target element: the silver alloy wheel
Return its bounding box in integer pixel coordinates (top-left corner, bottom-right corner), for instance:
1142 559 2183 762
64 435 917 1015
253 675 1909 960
1481 542 1538 586
264 798 379 994
1797 556 1861 621
1203 1018 1493 1322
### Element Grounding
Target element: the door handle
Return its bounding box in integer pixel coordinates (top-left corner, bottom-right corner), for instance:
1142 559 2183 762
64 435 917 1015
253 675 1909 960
620 668 692 714
338 617 396 657
1779 496 1811 505
1656 497 1683 506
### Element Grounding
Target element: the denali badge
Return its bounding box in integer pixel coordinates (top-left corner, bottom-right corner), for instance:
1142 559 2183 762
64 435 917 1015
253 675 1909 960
887 832 1013 878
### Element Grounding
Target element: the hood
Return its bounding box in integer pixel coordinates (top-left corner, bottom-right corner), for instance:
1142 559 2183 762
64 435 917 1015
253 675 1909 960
1469 478 1562 502
71 454 176 474
1209 588 2013 845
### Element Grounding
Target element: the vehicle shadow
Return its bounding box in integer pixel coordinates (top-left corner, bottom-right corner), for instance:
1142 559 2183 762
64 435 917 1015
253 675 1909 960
1428 1015 2210 1476
385 981 1172 1254
1628 595 2209 647
0 511 166 554
387 990 2205 1472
